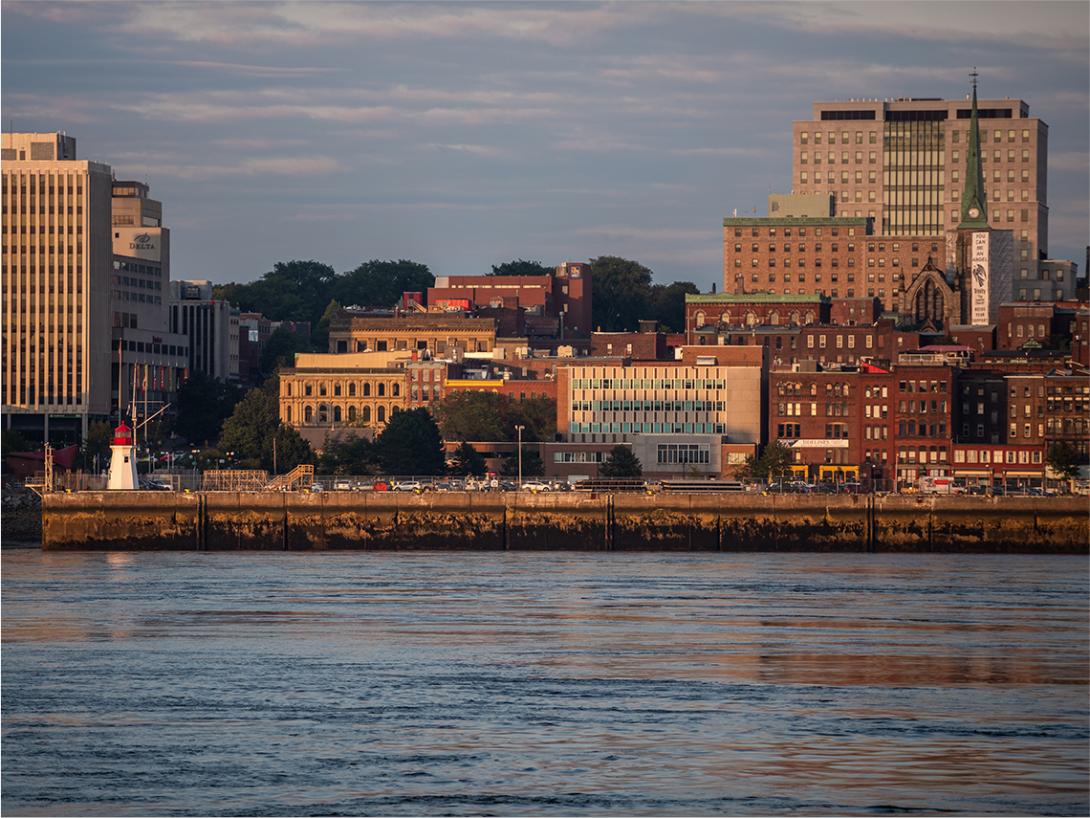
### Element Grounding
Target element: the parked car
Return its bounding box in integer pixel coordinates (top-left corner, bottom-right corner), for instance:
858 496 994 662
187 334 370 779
308 483 323 493
839 481 864 494
521 481 551 493
333 480 353 491
392 480 423 492
140 479 172 491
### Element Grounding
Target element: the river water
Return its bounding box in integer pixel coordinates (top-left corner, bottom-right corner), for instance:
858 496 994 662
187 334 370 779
2 550 1087 816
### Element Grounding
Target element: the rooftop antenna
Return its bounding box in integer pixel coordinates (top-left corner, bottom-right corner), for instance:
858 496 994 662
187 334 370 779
969 66 978 90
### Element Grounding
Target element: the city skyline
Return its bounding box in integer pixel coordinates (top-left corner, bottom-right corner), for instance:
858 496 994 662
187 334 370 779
2 1 1088 290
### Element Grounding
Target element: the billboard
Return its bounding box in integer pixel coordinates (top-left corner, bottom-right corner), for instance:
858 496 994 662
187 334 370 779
113 227 162 263
970 231 990 326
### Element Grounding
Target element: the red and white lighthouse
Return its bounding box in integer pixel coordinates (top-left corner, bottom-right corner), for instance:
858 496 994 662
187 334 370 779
107 422 138 490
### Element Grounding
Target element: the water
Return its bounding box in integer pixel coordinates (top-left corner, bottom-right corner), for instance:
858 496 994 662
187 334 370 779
2 550 1087 816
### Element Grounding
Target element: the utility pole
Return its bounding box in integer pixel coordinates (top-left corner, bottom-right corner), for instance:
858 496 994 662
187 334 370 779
272 434 278 475
515 424 525 487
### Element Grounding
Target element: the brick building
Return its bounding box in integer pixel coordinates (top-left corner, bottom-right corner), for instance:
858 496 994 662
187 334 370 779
328 312 496 356
722 216 945 311
425 261 592 338
591 320 668 360
892 364 955 488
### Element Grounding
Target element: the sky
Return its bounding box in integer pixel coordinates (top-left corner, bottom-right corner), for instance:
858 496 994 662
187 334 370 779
3 1 1088 290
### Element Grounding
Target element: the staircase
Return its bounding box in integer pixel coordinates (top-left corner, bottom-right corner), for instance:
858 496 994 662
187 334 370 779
264 464 314 492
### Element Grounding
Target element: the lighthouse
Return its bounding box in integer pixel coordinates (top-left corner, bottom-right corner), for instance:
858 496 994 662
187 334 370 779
107 422 139 491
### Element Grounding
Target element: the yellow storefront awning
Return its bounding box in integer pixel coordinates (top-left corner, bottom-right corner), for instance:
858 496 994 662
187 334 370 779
819 465 859 478
788 465 809 474
953 470 992 477
1001 471 1044 478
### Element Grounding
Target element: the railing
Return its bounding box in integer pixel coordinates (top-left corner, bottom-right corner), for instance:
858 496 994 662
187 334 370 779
264 464 314 492
201 470 269 492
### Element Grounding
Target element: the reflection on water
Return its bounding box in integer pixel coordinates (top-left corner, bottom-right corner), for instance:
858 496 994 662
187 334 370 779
2 551 1087 816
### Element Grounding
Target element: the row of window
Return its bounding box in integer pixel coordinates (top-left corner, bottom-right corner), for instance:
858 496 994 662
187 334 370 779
568 422 726 434
572 399 726 412
287 380 401 397
656 444 711 465
288 404 394 425
570 378 727 390
954 448 1043 464
799 128 1033 145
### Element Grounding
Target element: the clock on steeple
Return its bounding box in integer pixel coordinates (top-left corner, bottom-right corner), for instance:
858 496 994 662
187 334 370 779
958 69 989 231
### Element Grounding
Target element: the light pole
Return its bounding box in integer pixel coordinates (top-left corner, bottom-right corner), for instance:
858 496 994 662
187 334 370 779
515 424 525 488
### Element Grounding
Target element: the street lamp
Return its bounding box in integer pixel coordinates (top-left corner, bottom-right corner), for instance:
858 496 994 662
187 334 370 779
515 424 525 488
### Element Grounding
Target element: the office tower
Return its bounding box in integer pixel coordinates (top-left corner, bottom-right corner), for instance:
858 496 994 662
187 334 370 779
1 133 113 440
169 280 240 381
790 91 1047 281
110 180 189 418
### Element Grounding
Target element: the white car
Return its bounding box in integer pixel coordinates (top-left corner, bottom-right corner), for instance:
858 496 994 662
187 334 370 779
521 481 551 493
393 480 423 492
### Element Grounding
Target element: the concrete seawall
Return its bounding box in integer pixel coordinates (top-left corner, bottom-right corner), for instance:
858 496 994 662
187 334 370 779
40 492 1089 553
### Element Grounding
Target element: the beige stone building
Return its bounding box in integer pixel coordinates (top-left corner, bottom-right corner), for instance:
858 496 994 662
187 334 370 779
2 133 114 440
790 94 1047 281
329 311 495 356
278 351 434 449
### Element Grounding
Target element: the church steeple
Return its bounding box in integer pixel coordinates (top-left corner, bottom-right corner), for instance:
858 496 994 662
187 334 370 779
958 69 989 230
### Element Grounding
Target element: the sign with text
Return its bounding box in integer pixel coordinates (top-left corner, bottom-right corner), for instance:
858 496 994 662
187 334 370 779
970 231 990 325
114 227 162 263
789 439 850 449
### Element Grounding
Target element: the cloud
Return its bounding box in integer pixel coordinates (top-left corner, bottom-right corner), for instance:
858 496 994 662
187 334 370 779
424 143 512 158
1049 152 1090 172
113 1 660 47
671 146 772 158
724 1 1089 53
575 225 714 242
110 153 342 181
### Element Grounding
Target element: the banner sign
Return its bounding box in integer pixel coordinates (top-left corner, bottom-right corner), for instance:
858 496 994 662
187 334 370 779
970 231 990 325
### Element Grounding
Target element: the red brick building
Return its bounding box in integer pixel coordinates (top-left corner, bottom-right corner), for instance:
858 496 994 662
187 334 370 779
722 216 946 310
893 364 955 488
426 262 592 338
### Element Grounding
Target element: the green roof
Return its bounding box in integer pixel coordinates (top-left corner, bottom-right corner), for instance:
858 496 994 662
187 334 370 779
686 292 824 304
722 216 869 227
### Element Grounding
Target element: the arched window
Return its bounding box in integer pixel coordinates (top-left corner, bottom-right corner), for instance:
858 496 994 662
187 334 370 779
721 310 731 326
378 382 386 397
411 384 419 399
745 311 757 327
348 406 357 421
348 383 356 397
304 405 313 423
286 406 292 422
392 382 400 397
334 383 342 397
790 311 800 326
333 406 342 423
695 311 705 328
804 311 815 325
318 404 329 423
319 383 327 397
304 383 313 396
362 406 372 424
377 406 386 423
363 382 371 397
768 311 780 326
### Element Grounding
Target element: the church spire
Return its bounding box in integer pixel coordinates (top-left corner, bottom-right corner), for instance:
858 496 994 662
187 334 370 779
959 68 988 229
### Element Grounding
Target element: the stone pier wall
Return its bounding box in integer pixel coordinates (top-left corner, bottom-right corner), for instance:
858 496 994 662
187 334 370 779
39 492 1089 553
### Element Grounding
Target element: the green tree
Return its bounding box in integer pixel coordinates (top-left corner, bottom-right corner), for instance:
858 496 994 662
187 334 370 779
739 441 794 484
1 428 32 454
80 421 113 471
311 299 342 353
510 395 557 442
648 281 700 332
1047 441 1083 480
215 260 337 327
334 259 434 309
259 326 311 380
490 259 552 277
434 392 511 441
269 425 314 473
448 442 487 476
317 433 377 475
499 449 544 478
375 408 445 475
174 372 243 446
589 256 653 331
218 388 280 467
598 445 643 477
